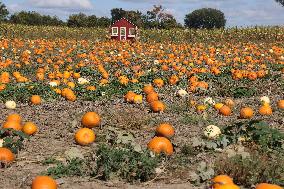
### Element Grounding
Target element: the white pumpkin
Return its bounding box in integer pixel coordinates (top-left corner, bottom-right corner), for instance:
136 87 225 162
204 97 215 105
49 81 58 87
204 125 221 139
177 89 188 97
260 96 270 104
5 100 17 109
0 139 3 147
78 77 90 85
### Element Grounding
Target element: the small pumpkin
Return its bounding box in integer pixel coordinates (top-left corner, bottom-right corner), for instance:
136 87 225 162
255 183 283 189
214 103 224 110
150 101 166 112
22 122 38 135
212 175 234 188
6 113 22 123
75 128 96 146
215 184 240 189
5 101 16 109
224 99 235 108
259 104 272 116
133 94 143 104
30 95 41 105
147 137 173 155
204 125 221 139
31 175 57 189
0 147 15 164
240 107 254 119
277 100 284 109
146 92 159 103
219 105 232 116
124 91 136 103
2 121 22 131
143 84 155 94
156 123 175 138
81 112 101 128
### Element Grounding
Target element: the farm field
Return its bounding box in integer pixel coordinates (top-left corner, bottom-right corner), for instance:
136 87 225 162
0 24 284 189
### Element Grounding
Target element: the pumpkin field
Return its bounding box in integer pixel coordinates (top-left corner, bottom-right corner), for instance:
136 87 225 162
0 24 284 189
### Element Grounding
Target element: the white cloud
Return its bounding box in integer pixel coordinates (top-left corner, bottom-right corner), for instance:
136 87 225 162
28 0 94 10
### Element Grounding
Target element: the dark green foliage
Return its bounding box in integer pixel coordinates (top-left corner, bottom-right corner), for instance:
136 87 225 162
0 129 29 153
67 13 111 28
232 86 257 98
184 8 226 29
215 153 284 187
0 1 9 22
93 144 160 182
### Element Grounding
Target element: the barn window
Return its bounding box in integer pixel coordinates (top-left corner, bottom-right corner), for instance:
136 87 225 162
129 28 135 36
112 27 118 36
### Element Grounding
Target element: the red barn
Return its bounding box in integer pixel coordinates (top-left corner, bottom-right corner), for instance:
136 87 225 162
110 18 137 41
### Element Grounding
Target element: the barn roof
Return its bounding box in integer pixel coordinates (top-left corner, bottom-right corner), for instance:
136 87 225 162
111 17 137 27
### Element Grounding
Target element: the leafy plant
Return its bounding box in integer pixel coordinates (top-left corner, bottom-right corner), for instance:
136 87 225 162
231 86 257 98
92 144 160 182
0 128 29 153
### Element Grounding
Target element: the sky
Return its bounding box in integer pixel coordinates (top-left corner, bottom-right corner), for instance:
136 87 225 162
2 0 284 27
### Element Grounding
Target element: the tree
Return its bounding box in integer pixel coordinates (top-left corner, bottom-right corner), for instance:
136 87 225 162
111 8 143 27
184 8 226 29
97 17 111 28
111 8 126 23
67 13 88 27
143 5 180 29
275 0 284 6
0 1 9 22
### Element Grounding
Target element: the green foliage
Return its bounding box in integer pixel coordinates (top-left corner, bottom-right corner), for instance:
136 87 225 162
93 144 160 182
44 158 85 179
214 153 284 187
184 8 226 29
223 120 284 151
0 128 29 153
0 1 9 22
232 86 257 98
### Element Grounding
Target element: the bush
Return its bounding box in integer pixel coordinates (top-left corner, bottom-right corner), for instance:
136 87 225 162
184 8 226 29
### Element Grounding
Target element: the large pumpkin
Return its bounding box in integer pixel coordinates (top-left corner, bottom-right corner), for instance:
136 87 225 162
147 137 173 155
81 112 101 128
255 183 283 189
150 101 166 112
240 107 254 119
0 147 15 164
31 176 57 189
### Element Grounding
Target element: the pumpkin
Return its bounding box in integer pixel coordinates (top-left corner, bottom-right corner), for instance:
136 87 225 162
277 100 284 109
5 101 16 109
147 137 173 155
150 101 166 112
204 97 215 105
156 123 175 138
177 89 188 97
124 91 136 103
212 175 234 188
81 112 101 128
255 183 283 189
22 122 38 135
0 147 15 164
2 121 22 131
219 105 232 116
204 125 221 139
224 99 235 108
196 104 207 112
143 84 155 94
240 107 254 119
31 176 57 189
260 96 270 104
6 113 22 123
146 92 159 103
30 95 41 105
259 104 273 116
153 78 164 88
75 128 96 146
214 103 224 110
215 184 240 189
133 94 143 104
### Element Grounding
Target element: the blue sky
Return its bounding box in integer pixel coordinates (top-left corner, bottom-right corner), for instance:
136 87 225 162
2 0 284 27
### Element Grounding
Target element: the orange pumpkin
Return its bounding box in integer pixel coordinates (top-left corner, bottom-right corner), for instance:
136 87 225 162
240 107 254 119
146 92 159 103
22 122 38 135
212 175 234 188
259 105 273 116
30 95 41 105
0 147 15 164
81 112 101 128
31 176 57 189
150 101 166 112
156 123 175 138
6 113 22 123
124 91 136 103
277 100 284 109
224 99 235 108
143 84 155 94
255 183 283 189
153 78 164 88
215 184 240 189
219 105 232 116
75 128 96 146
147 137 173 155
2 121 22 131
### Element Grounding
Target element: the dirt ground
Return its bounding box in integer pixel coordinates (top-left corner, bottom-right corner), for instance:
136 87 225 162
0 94 283 189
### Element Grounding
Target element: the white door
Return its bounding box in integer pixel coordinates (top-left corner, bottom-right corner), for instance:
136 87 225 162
120 27 126 40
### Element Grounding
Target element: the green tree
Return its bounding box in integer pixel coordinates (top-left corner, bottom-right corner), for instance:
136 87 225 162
275 0 284 6
0 1 9 22
111 8 126 22
67 13 88 27
111 8 143 27
184 8 226 29
97 17 111 28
